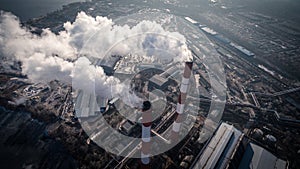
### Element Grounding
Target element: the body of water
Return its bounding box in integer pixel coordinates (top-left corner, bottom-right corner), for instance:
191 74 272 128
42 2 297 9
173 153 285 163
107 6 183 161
0 0 85 21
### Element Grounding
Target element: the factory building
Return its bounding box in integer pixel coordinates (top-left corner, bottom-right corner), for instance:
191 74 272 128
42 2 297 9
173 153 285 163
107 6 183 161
147 65 182 91
118 119 136 135
135 63 162 72
159 66 178 79
214 34 231 44
148 74 170 90
237 143 287 169
230 42 255 57
191 123 243 169
96 55 122 76
191 123 288 169
201 27 218 36
184 16 198 25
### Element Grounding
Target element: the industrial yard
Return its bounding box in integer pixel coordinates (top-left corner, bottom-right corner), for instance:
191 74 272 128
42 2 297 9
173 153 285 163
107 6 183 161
0 0 300 169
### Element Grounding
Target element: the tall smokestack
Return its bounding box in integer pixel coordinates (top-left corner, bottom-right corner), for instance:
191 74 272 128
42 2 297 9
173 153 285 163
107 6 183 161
171 62 193 142
141 101 152 169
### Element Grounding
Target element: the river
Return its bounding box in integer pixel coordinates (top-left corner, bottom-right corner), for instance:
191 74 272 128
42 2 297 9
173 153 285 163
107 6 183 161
0 0 85 21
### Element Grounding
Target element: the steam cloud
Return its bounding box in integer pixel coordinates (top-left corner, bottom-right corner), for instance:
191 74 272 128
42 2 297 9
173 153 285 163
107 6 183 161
0 11 192 105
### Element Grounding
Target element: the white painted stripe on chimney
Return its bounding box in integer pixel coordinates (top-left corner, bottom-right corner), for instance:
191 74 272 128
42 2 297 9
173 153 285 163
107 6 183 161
176 103 184 114
141 152 150 164
142 126 151 142
180 83 189 93
172 122 181 132
182 77 190 85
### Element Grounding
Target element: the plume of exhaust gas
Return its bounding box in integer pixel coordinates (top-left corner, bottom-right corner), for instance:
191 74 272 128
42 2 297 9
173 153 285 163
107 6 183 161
0 11 192 106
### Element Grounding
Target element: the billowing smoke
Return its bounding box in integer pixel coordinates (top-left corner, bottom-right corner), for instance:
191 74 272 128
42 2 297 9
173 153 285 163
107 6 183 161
22 53 74 84
0 11 192 106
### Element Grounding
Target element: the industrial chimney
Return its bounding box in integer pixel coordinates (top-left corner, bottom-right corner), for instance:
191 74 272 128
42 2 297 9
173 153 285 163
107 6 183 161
141 100 152 169
171 62 193 141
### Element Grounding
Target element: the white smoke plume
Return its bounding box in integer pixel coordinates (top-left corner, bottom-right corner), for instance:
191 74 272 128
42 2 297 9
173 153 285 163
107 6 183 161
0 11 192 106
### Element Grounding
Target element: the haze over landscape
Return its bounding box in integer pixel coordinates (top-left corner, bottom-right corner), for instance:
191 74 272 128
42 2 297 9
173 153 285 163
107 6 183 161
0 0 299 169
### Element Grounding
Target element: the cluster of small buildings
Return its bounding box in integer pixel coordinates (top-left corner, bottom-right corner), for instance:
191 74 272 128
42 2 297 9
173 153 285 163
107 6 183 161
23 83 50 97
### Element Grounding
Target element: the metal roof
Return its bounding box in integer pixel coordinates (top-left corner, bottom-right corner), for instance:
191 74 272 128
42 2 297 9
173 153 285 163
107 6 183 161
149 74 168 87
192 123 242 169
191 123 287 169
238 143 287 169
97 55 121 68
